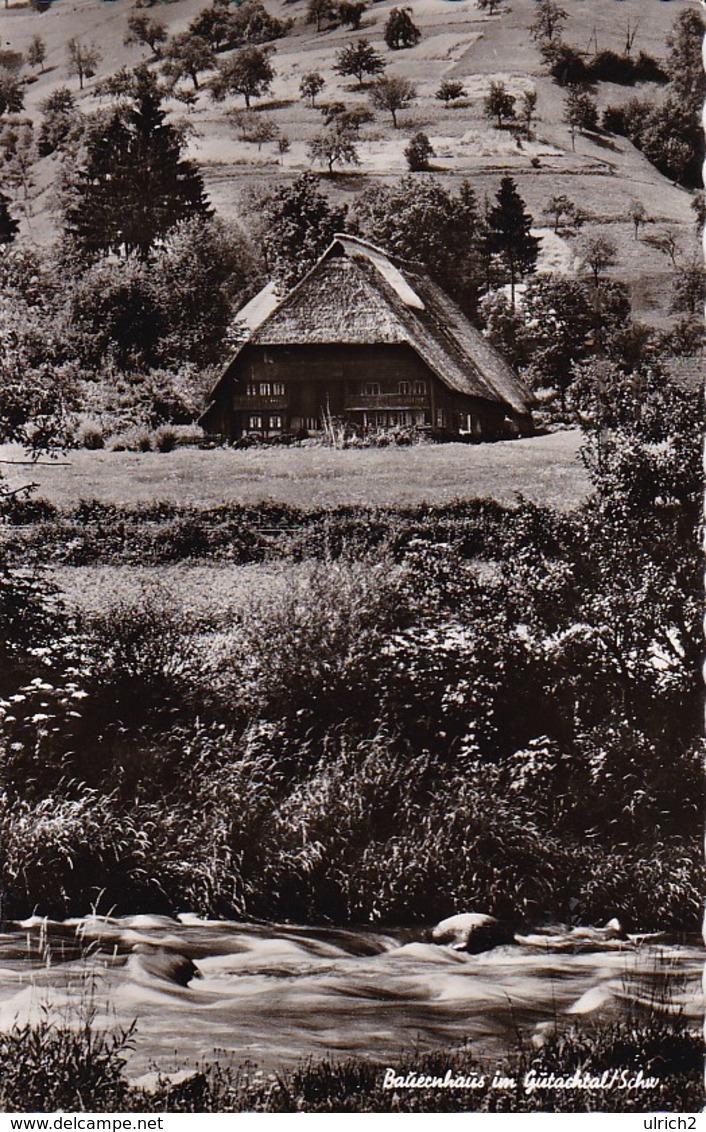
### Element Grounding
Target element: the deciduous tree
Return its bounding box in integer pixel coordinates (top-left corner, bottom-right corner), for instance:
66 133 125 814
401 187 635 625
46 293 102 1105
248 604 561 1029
543 193 586 233
563 86 598 148
384 7 421 49
369 74 415 127
353 176 484 315
162 32 215 90
250 172 347 288
26 35 47 72
578 231 617 284
334 40 386 86
306 0 337 32
67 38 102 91
300 71 325 106
338 1 366 29
0 70 24 116
125 13 168 58
484 81 515 128
210 45 275 107
529 0 567 48
308 121 360 173
435 79 466 106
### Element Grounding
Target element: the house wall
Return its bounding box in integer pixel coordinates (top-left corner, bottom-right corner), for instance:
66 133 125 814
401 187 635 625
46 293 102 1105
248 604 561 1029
203 344 515 440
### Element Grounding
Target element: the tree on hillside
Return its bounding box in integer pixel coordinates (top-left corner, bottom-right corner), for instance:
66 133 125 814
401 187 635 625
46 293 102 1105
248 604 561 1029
162 33 215 90
543 193 586 234
435 79 466 106
321 103 374 133
384 7 421 50
230 110 280 149
308 121 360 174
300 72 325 106
643 226 680 268
67 39 102 91
252 172 348 288
338 1 366 30
369 75 415 127
484 175 539 304
334 40 386 87
306 0 337 32
189 0 238 51
0 121 36 202
627 200 648 240
483 81 515 129
37 87 81 156
0 70 25 117
210 45 276 107
125 13 168 58
519 88 538 137
477 0 503 12
578 232 617 285
26 35 47 73
563 86 598 149
0 190 18 243
529 0 567 49
62 68 211 261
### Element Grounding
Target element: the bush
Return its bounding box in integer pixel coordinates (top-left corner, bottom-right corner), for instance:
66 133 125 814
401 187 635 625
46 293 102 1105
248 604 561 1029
153 424 177 452
74 419 105 449
404 131 434 171
0 1016 134 1113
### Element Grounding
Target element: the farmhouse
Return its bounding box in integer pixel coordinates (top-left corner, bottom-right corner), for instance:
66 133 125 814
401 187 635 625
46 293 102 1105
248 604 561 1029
201 234 534 441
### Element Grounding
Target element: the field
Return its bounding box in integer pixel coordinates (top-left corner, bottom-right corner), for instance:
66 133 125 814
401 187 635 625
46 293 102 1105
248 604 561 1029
0 430 588 509
2 0 698 325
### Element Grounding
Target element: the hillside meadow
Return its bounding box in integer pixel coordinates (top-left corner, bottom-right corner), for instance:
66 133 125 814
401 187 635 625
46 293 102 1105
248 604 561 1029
1 0 699 326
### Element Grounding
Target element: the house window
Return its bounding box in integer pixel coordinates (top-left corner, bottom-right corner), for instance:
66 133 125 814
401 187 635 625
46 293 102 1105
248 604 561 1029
399 382 410 396
413 381 426 396
305 416 319 432
269 416 283 431
363 382 381 396
436 409 446 428
248 415 263 430
246 384 257 397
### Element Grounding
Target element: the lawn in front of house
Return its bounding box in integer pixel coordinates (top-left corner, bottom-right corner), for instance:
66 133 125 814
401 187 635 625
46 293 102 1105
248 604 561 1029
0 431 588 511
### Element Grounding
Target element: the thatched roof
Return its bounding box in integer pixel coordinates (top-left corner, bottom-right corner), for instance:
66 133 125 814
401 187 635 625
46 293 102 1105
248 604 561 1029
206 235 533 414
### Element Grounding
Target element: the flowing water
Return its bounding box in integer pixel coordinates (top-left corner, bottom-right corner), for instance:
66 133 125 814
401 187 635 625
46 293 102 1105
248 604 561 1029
0 916 701 1082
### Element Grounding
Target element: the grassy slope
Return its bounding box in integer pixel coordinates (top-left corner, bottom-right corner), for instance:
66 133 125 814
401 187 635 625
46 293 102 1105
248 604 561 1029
2 0 697 324
0 430 587 507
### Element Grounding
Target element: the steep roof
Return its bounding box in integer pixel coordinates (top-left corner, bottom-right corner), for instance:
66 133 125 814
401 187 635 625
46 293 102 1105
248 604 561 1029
206 235 533 415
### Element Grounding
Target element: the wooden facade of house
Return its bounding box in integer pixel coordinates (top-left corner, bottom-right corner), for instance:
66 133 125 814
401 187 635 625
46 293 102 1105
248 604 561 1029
201 235 534 441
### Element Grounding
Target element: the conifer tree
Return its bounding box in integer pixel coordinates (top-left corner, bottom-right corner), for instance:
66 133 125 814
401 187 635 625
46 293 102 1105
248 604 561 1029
63 68 211 260
484 176 539 303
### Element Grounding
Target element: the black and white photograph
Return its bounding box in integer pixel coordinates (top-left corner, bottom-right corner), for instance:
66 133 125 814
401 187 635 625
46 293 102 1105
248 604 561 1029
0 0 702 1116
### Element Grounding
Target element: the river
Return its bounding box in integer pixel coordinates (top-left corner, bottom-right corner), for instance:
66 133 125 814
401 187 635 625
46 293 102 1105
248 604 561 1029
0 916 700 1083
